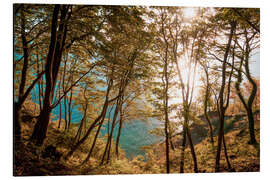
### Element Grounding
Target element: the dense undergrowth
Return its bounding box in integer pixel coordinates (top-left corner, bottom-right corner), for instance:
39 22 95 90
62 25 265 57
14 102 260 176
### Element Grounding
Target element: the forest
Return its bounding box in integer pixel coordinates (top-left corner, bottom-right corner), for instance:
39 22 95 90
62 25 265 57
13 4 260 175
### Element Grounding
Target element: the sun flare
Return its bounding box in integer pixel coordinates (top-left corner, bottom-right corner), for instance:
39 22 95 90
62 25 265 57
183 7 198 20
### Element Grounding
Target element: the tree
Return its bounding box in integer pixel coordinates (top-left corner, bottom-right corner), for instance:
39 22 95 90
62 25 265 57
212 17 236 172
234 25 259 144
31 5 72 145
14 4 48 141
170 16 200 174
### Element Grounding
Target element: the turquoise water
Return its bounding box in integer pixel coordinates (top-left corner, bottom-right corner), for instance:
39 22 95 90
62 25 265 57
31 84 162 158
16 46 162 158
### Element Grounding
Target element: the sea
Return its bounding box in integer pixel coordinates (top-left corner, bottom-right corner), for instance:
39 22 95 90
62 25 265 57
31 84 163 159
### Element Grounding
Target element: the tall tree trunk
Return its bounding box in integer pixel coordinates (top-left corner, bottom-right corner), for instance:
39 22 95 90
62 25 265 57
74 102 88 142
247 108 256 144
57 70 62 129
186 124 198 173
58 89 62 129
14 6 29 141
65 78 113 159
160 12 170 173
82 110 107 164
223 135 232 170
203 69 214 145
215 21 236 172
31 5 71 145
179 121 187 173
101 97 121 165
234 42 257 145
67 87 73 130
169 135 175 151
244 41 257 144
64 95 68 130
164 77 170 174
115 99 124 158
36 52 43 113
62 56 68 130
101 57 134 163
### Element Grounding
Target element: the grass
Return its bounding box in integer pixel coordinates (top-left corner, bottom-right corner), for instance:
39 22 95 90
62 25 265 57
144 114 260 173
14 101 260 175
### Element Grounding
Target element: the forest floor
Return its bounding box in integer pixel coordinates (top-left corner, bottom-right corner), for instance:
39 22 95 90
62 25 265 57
13 101 260 176
149 115 260 173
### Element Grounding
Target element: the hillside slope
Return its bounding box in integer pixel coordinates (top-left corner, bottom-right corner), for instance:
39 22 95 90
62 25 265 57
145 115 260 173
14 102 260 175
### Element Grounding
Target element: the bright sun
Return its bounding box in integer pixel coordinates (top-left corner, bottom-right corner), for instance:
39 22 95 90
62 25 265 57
169 58 203 108
183 7 198 20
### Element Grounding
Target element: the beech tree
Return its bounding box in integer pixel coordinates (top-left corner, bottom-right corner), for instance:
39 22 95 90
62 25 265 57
13 5 260 175
234 25 259 145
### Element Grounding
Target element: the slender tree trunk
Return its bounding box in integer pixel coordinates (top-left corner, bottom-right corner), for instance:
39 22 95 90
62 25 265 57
115 99 124 158
58 92 62 129
204 70 214 145
31 5 71 145
170 136 175 151
186 124 198 172
67 87 73 130
82 110 106 164
36 52 43 113
101 98 121 165
164 86 170 174
101 62 133 164
40 57 45 105
14 6 29 141
215 110 225 172
234 44 257 145
182 110 199 173
180 122 187 173
247 108 256 144
215 21 236 172
223 134 232 170
244 43 257 144
65 78 113 159
62 57 68 130
74 102 88 142
64 95 68 130
57 72 62 129
160 12 170 173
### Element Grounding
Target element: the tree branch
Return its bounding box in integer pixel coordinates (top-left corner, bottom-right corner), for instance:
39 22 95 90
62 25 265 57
51 65 96 109
232 8 260 33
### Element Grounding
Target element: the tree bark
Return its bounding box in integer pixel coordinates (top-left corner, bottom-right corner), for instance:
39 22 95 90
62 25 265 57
115 98 124 158
67 87 73 130
179 121 187 173
186 124 198 173
244 38 257 144
82 109 106 164
234 34 257 145
65 78 113 159
203 68 214 145
160 12 170 173
223 134 232 170
101 96 121 165
58 88 62 129
31 5 71 145
14 6 29 141
74 100 88 142
36 52 43 113
215 21 236 172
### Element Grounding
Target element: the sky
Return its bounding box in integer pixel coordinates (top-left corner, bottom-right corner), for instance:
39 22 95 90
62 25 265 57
250 51 260 78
